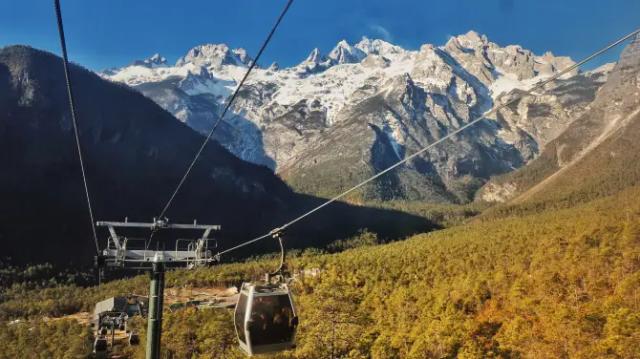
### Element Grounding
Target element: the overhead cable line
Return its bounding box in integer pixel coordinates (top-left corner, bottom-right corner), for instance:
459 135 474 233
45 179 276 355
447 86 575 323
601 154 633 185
156 0 295 221
53 0 100 254
216 27 640 258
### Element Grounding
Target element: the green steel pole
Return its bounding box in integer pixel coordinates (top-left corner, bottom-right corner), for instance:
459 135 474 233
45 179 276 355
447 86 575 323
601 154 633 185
146 261 165 359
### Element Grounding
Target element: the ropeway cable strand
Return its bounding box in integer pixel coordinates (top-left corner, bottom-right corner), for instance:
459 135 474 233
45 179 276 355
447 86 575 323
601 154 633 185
53 0 100 254
215 27 640 258
156 0 295 221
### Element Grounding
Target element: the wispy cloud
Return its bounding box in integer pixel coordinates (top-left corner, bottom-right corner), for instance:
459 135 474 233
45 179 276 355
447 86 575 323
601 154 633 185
368 24 393 42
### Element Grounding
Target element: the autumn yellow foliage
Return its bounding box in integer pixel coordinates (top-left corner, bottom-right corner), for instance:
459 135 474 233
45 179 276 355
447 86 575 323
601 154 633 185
1 186 640 358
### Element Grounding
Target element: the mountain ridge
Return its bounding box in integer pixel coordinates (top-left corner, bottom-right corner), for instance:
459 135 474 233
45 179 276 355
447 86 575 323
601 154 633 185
102 31 602 203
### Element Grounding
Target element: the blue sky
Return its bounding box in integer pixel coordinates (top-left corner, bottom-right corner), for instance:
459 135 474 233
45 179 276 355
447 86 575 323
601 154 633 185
1 0 638 71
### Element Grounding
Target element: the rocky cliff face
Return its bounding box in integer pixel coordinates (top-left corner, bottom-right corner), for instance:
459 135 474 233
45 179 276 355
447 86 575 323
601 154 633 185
479 34 640 204
102 31 608 203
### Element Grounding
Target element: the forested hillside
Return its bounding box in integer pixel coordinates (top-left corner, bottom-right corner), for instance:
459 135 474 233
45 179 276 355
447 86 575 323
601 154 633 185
2 183 639 358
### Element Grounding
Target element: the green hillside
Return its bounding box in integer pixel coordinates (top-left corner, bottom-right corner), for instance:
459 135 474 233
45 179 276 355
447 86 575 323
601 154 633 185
2 183 639 358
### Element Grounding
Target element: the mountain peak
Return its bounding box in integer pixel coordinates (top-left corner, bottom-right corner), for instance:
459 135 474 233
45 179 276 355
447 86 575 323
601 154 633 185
447 30 488 49
335 39 350 48
328 39 366 64
462 30 485 41
616 32 640 70
303 48 325 64
132 53 167 68
294 48 331 74
176 43 252 68
232 48 253 65
147 53 167 65
355 36 404 57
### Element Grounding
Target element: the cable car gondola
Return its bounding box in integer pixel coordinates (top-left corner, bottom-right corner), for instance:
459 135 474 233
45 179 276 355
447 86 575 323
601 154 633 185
234 233 298 356
234 281 298 355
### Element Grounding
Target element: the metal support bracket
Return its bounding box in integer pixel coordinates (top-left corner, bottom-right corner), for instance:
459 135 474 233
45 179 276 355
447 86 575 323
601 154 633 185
96 219 221 268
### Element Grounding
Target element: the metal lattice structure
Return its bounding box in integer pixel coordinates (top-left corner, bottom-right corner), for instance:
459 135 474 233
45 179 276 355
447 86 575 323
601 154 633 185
97 219 221 269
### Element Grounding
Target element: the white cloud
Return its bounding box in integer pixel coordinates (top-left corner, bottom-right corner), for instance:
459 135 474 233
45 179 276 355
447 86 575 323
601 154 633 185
369 24 393 42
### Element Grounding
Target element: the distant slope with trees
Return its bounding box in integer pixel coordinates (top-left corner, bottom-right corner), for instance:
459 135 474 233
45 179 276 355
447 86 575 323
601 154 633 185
2 184 639 357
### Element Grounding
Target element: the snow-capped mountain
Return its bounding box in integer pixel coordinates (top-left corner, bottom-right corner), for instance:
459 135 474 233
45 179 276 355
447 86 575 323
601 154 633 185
101 31 613 202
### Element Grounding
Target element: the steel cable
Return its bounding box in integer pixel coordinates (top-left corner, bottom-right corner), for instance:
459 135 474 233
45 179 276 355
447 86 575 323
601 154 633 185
53 0 100 254
156 0 295 221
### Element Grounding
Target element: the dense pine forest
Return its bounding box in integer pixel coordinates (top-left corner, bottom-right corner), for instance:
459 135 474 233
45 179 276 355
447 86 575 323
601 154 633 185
1 182 639 358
